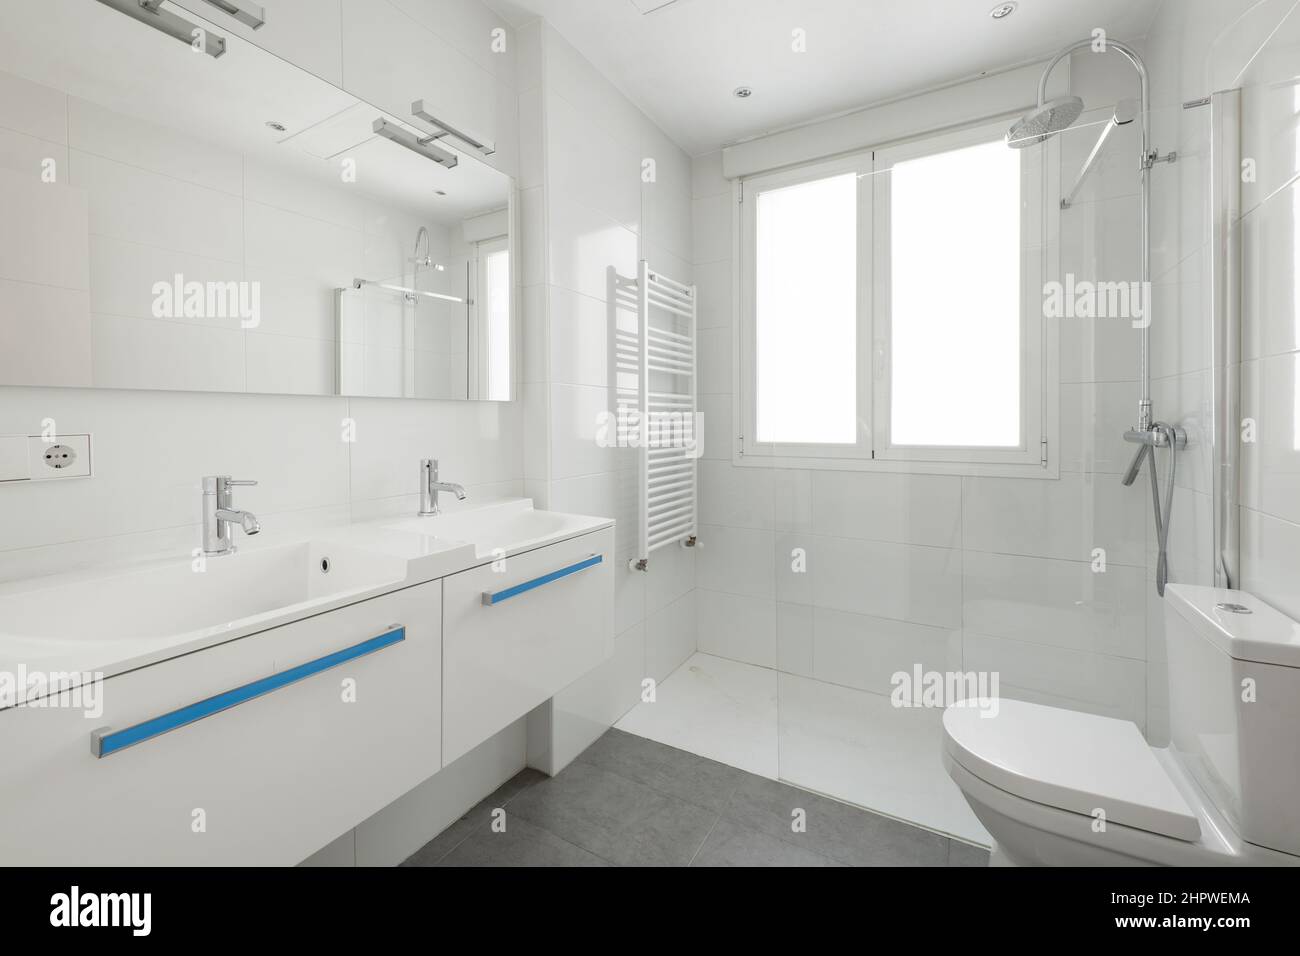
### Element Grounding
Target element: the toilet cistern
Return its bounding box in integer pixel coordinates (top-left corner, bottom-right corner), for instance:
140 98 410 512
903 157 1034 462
201 475 260 556
418 459 467 516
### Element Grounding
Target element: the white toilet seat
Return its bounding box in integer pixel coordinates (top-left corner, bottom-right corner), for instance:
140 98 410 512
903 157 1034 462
942 699 1300 867
943 699 1199 840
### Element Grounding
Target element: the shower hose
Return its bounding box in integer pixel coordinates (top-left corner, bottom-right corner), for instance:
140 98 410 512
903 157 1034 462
1149 422 1178 597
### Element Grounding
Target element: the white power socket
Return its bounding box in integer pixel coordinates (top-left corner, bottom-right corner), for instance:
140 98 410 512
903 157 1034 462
27 434 92 480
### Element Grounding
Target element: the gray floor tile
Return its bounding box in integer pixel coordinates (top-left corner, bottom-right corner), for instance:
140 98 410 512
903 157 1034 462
722 773 949 867
436 818 608 867
576 728 744 812
506 760 719 867
401 769 547 866
947 840 991 867
691 817 842 867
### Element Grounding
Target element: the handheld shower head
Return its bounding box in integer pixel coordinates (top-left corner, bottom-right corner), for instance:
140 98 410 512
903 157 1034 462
1007 94 1085 148
1121 441 1150 486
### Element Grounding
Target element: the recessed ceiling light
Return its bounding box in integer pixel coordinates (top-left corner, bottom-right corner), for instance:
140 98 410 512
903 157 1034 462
733 86 753 98
265 121 286 132
989 2 1017 19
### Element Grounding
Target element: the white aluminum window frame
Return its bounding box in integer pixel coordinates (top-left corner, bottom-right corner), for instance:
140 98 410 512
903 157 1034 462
735 117 1060 478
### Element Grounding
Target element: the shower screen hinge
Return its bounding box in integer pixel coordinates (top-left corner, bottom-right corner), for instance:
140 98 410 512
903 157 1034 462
1040 437 1048 466
1142 149 1178 169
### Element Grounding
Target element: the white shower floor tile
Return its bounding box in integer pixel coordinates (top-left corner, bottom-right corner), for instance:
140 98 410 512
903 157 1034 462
615 652 779 778
616 652 990 845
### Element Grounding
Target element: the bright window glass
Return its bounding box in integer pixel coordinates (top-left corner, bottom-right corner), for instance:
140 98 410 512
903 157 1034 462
889 139 1021 447
483 246 510 401
754 172 857 444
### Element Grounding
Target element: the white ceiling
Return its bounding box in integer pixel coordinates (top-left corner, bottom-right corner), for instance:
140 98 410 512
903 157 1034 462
491 0 1164 155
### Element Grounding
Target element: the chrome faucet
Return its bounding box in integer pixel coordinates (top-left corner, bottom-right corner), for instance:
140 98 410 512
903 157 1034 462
419 459 466 516
202 475 260 556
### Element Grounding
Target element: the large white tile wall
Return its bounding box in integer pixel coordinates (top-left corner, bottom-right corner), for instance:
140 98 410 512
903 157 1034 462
515 21 696 770
1141 0 1300 742
691 57 1158 737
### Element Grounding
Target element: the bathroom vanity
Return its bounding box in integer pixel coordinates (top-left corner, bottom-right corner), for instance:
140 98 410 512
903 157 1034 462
0 500 614 865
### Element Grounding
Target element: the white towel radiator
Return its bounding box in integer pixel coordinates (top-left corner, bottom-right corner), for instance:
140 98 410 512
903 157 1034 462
624 260 698 571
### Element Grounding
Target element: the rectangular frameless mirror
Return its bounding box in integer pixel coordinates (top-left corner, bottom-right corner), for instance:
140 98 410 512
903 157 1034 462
0 0 514 401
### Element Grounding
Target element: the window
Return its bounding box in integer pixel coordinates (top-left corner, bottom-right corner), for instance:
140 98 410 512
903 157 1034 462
473 236 510 402
739 120 1057 475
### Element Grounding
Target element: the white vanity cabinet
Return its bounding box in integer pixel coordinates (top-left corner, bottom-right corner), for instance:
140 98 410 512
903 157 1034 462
0 580 441 866
442 528 616 764
170 0 345 86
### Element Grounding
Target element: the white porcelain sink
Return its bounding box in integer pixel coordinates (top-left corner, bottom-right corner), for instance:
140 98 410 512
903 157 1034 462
383 498 609 559
0 540 409 689
0 499 609 704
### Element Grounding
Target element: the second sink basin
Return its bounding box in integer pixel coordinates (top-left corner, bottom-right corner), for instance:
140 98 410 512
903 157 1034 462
383 498 609 559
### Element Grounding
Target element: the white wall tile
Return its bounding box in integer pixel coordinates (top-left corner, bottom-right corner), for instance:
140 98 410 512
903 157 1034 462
693 258 732 331
776 601 813 677
0 69 67 144
70 151 243 263
691 150 729 200
780 534 962 629
696 524 774 598
1241 354 1300 525
691 193 731 265
962 550 1147 659
68 97 243 197
812 606 960 696
0 280 91 387
696 589 776 667
811 471 961 548
646 590 696 682
963 632 1147 728
962 473 1147 566
0 170 89 291
548 286 608 387
699 458 772 529
548 382 617 479
1241 505 1300 622
546 197 637 301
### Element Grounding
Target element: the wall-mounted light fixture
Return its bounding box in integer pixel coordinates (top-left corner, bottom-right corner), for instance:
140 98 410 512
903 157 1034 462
410 100 495 156
372 117 459 169
96 0 227 58
199 0 266 30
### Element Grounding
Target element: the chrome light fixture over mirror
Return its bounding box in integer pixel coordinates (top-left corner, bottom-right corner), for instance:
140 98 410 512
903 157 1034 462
0 0 515 402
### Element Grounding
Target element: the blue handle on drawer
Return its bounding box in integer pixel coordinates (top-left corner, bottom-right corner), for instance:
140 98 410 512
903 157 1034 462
90 625 405 758
481 554 602 606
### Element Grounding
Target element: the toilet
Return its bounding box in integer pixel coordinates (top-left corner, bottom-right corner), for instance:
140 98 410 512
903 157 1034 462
943 584 1300 866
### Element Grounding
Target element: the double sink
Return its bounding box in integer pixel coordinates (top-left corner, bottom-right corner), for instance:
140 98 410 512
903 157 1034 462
0 498 610 699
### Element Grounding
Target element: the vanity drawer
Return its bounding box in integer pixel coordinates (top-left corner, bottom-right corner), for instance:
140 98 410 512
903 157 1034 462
0 581 441 866
442 528 615 764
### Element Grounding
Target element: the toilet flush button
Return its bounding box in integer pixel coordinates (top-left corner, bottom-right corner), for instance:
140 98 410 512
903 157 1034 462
1215 602 1252 614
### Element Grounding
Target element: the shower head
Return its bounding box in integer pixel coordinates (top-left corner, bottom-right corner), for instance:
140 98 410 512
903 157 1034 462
1006 95 1085 148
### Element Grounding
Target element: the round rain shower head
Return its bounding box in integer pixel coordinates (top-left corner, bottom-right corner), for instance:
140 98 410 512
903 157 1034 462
1006 95 1085 148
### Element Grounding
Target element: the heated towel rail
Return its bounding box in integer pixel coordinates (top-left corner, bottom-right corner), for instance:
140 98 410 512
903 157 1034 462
624 260 698 572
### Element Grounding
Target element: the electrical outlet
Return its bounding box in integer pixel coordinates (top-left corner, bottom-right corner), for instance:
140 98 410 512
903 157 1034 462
27 433 91 480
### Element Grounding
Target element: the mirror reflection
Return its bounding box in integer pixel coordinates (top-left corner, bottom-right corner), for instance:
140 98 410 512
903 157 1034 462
0 0 514 401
